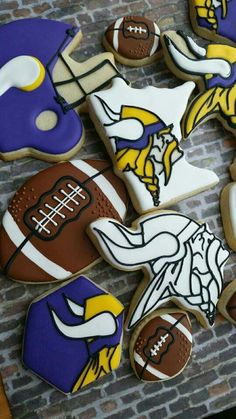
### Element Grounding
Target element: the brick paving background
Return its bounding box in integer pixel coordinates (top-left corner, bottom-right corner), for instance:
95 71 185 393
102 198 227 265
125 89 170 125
0 0 236 418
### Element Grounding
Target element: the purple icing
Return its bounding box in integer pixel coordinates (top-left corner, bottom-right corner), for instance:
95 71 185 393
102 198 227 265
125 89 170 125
206 62 236 89
0 19 83 155
197 0 236 43
23 276 124 394
116 121 165 150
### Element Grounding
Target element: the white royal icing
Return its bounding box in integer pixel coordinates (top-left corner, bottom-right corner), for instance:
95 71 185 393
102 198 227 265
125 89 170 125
150 22 160 56
113 17 123 51
88 78 218 214
89 212 230 329
3 211 72 280
0 55 43 96
51 309 117 338
229 183 236 237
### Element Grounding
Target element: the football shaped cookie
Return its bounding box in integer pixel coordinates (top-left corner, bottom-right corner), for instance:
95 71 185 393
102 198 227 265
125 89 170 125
103 16 162 66
23 275 124 394
0 160 128 283
218 280 236 324
130 309 192 382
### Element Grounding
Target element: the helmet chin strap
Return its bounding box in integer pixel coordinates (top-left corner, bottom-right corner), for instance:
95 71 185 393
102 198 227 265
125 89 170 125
0 55 45 96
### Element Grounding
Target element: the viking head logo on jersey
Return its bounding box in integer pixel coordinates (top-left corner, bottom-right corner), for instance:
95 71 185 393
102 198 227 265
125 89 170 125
164 30 236 136
96 97 183 206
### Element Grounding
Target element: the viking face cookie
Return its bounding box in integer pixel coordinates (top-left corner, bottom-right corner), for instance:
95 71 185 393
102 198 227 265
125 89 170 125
23 276 124 394
88 211 230 329
218 280 236 324
87 78 218 214
0 19 123 162
189 0 236 45
162 30 236 138
103 16 162 66
0 159 128 283
0 374 12 419
221 159 236 252
130 309 192 382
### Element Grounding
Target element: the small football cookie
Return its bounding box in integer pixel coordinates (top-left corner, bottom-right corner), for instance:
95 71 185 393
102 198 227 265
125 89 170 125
87 78 218 214
189 0 236 46
0 159 128 283
161 30 236 138
23 275 124 394
103 16 162 66
0 374 12 419
221 159 236 252
130 309 192 382
88 211 230 329
218 280 236 324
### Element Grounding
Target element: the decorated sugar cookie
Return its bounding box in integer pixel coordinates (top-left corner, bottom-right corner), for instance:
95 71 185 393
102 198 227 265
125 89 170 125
0 159 128 283
103 16 162 66
130 309 192 382
0 18 123 162
218 280 236 324
162 30 236 138
87 78 218 214
189 0 236 45
0 374 12 419
221 159 236 252
88 211 230 329
23 276 124 394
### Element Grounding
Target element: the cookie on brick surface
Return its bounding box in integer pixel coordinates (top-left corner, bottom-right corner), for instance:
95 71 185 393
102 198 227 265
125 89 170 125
161 30 236 138
0 374 12 419
189 0 236 46
0 159 128 283
130 309 192 382
103 16 162 66
23 275 124 394
218 280 236 324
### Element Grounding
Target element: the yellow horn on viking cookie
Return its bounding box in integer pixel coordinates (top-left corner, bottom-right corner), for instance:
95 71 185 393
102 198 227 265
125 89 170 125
121 106 160 125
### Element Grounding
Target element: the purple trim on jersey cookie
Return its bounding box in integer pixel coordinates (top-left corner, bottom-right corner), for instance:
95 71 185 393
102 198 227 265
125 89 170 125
197 1 236 43
0 19 82 155
23 276 123 394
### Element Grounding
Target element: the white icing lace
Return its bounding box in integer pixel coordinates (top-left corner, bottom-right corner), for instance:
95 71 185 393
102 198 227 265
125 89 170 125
31 183 86 234
126 25 147 34
150 333 169 357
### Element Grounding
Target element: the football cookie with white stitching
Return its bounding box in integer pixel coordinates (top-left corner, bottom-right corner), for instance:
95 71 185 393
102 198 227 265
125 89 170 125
0 160 128 283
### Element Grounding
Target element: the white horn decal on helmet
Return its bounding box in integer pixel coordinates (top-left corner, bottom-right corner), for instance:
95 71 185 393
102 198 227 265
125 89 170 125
164 35 231 78
0 55 45 96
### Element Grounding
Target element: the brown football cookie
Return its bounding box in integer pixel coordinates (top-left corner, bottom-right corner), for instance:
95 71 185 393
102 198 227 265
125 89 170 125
103 16 162 66
218 280 236 324
129 309 192 382
0 374 12 419
221 159 236 252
